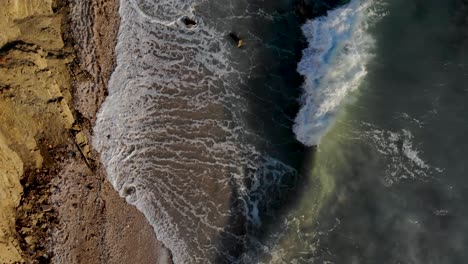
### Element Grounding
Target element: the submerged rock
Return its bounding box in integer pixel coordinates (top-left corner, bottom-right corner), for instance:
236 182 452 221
228 32 245 48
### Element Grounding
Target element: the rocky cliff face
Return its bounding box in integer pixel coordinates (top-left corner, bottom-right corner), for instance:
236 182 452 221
0 1 77 262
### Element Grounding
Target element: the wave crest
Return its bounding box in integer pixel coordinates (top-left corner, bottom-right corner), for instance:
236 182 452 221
293 0 376 146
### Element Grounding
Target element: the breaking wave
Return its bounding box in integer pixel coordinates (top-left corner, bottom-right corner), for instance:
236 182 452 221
293 0 377 146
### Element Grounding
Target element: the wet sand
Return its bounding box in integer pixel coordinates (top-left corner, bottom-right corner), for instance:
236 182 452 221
51 0 172 263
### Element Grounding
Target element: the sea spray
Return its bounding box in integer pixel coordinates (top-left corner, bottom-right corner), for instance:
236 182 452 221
259 1 381 262
293 0 376 146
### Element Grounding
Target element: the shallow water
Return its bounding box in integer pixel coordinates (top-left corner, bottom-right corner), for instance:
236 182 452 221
94 0 310 262
94 0 468 263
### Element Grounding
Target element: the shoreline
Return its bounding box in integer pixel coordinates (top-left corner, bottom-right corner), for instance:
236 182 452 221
0 0 170 263
52 0 173 263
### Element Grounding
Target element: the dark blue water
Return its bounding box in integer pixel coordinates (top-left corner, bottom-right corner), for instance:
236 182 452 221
286 0 468 263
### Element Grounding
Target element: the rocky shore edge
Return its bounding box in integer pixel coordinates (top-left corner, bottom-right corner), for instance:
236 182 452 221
0 0 172 263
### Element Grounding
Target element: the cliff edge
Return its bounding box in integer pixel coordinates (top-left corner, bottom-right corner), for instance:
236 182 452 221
0 0 170 263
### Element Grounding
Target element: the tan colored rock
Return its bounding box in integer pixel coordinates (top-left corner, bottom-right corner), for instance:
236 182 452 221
0 132 23 263
0 0 57 48
0 0 75 262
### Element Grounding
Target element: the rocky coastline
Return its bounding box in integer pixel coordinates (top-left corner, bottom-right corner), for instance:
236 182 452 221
0 1 170 263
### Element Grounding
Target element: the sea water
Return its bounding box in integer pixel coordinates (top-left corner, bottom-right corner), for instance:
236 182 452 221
94 0 308 262
94 0 468 263
277 0 468 263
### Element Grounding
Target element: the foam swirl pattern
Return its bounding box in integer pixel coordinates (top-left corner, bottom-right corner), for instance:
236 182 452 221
132 0 197 26
93 0 297 263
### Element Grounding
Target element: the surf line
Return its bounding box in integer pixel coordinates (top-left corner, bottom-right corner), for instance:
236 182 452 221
293 0 376 146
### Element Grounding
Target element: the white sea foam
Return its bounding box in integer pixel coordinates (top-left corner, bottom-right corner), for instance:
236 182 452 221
293 0 376 146
93 0 296 263
359 123 443 186
131 0 198 26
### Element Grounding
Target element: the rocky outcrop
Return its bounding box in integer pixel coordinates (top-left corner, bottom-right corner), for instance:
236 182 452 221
0 1 75 262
